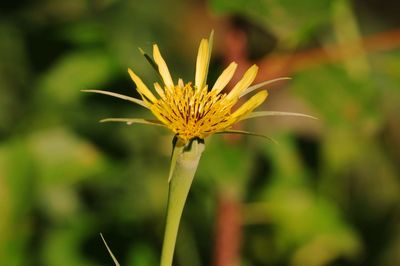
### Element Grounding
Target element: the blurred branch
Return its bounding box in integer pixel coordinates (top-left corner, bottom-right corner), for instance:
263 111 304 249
256 28 400 79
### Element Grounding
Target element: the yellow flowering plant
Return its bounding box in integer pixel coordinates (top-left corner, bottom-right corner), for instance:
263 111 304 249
84 31 314 266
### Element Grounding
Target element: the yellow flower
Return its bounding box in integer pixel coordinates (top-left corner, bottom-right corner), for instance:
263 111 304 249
84 32 312 143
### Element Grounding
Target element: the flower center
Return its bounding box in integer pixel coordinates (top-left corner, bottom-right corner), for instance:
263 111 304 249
151 83 235 141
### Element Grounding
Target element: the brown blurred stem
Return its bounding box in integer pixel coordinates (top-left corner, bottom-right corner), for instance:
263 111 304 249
214 193 242 266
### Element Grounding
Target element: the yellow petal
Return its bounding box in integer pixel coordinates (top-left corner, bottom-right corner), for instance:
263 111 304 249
150 105 171 127
231 90 268 120
195 38 209 90
153 82 165 99
227 65 258 100
153 44 174 88
178 78 184 88
128 68 157 103
211 62 237 94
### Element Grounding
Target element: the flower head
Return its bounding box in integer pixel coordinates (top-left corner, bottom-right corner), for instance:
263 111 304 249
84 32 313 143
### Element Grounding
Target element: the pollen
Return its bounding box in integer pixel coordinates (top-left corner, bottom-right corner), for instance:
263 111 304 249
151 83 236 142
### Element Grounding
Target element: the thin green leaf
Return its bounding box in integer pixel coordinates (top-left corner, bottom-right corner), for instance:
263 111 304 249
216 130 278 144
208 30 214 57
240 77 292 98
100 118 166 127
203 30 214 87
100 233 120 266
139 47 163 80
82 89 149 109
240 111 318 121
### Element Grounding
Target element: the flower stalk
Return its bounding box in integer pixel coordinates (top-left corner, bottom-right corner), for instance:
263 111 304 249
161 137 205 266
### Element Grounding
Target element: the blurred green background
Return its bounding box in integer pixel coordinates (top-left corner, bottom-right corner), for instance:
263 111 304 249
1 0 400 265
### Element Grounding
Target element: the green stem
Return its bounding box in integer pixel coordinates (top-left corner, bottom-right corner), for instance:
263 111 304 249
160 138 205 266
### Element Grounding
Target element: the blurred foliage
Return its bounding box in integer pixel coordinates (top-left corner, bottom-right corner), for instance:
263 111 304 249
1 0 400 265
211 0 333 47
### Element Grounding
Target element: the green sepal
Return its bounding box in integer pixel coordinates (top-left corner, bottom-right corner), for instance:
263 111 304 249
100 118 166 127
240 77 292 98
168 136 185 183
82 89 149 109
216 130 278 144
240 111 318 121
